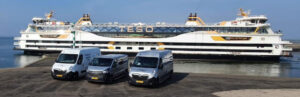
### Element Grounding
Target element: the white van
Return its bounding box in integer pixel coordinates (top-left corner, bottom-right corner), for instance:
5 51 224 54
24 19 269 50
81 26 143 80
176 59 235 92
51 48 101 80
128 50 173 87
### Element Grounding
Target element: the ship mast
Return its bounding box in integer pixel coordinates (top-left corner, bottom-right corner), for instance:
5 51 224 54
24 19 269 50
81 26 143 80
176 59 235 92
239 8 250 17
45 11 54 20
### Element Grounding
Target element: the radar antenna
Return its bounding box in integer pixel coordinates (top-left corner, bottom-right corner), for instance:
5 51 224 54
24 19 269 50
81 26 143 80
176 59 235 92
238 8 250 17
46 11 54 19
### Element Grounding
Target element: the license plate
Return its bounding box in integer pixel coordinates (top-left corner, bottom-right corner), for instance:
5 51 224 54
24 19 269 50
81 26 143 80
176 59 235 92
136 80 144 84
56 74 63 77
91 77 98 80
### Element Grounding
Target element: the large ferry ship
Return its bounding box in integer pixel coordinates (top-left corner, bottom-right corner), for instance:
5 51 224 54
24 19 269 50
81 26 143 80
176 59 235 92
14 9 293 59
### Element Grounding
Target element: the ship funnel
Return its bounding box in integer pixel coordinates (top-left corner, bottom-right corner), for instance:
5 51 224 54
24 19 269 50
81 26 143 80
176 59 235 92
188 13 193 21
193 13 197 21
83 14 89 17
76 13 93 25
185 12 206 26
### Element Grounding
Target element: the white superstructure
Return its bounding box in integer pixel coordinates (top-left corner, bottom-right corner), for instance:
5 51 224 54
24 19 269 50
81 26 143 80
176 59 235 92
14 9 293 59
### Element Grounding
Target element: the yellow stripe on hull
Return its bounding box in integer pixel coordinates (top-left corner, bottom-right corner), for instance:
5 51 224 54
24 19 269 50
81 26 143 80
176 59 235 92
157 42 165 50
108 41 115 50
211 36 226 41
57 34 69 39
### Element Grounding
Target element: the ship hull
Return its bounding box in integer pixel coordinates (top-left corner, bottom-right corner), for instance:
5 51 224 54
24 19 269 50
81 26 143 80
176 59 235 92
17 48 282 61
14 23 293 61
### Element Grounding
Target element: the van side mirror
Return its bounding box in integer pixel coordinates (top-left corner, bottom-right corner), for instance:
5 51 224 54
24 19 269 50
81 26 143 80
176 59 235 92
158 64 163 69
130 62 133 66
77 55 83 65
158 58 163 69
112 62 117 68
112 64 116 68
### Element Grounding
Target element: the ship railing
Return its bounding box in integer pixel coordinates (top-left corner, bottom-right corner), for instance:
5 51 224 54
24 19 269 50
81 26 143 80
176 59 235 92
13 46 21 50
248 15 267 18
29 23 267 28
14 37 21 40
29 25 72 30
29 24 71 27
13 42 19 46
236 15 267 19
20 30 28 33
88 23 186 27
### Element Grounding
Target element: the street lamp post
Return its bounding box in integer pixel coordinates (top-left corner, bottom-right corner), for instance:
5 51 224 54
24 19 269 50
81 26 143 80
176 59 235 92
71 25 76 49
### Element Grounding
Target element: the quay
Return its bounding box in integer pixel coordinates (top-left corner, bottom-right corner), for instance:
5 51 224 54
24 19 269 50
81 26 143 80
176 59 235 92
288 43 300 51
0 55 300 97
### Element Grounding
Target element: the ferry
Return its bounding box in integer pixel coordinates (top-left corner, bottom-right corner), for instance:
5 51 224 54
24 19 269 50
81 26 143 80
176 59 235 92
13 9 293 59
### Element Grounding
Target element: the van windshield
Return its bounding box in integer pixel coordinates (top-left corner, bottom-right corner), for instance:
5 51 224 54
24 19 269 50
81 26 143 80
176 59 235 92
91 58 113 66
56 54 78 64
132 57 158 68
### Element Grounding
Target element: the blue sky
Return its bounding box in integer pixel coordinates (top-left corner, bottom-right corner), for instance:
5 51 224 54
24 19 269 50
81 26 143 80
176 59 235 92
0 0 299 39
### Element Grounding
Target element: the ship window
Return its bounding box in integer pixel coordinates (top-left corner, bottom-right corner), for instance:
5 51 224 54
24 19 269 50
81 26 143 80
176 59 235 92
151 47 156 50
259 20 267 23
259 28 267 34
127 47 132 50
116 47 121 49
139 47 144 50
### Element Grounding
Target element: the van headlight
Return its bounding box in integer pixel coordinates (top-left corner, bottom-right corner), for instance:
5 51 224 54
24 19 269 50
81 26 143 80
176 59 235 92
148 70 156 79
147 74 153 79
102 70 108 74
69 66 73 71
102 68 110 74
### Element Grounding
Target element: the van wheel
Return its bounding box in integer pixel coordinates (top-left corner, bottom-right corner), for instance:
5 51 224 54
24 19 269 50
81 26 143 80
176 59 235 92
128 80 133 86
124 69 129 78
73 72 79 80
51 72 57 80
153 78 159 88
106 75 113 84
168 70 173 79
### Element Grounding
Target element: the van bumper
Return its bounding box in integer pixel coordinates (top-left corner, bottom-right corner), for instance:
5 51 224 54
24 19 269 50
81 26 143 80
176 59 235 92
128 77 155 86
51 71 77 80
86 73 109 82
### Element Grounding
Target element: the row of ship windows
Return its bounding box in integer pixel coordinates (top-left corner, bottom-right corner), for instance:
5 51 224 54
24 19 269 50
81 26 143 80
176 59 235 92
196 27 268 34
25 40 273 47
31 26 267 33
26 45 155 50
115 46 156 50
25 45 272 53
94 33 177 38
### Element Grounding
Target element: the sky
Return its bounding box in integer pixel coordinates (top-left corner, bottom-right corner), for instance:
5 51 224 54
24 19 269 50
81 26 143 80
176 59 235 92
0 0 299 40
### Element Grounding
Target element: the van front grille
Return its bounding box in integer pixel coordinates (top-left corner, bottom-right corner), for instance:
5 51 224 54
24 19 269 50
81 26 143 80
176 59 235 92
88 71 103 76
132 74 148 80
54 70 66 74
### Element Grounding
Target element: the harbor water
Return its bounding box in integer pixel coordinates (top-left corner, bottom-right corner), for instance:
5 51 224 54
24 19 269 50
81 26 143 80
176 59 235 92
1 37 300 78
0 37 42 68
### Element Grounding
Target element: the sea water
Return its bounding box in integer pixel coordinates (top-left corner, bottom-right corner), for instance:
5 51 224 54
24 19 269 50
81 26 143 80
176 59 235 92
0 37 42 68
1 37 300 78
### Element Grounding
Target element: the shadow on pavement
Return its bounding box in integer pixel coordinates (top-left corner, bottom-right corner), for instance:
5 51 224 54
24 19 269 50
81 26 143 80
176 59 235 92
158 72 189 88
66 72 189 88
129 72 189 88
